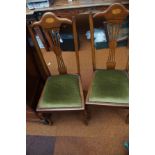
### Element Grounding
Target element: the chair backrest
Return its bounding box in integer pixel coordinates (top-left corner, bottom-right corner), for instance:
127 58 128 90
89 3 129 70
28 12 80 75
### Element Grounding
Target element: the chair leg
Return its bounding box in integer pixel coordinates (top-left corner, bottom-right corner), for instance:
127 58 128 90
36 112 48 124
42 118 49 125
83 110 89 125
48 114 53 125
86 107 91 120
125 113 129 124
42 113 53 125
36 112 44 120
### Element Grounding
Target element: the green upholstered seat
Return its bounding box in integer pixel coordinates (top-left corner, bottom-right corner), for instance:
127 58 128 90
37 74 83 110
89 70 129 105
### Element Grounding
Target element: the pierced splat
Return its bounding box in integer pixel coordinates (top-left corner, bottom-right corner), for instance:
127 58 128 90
92 3 129 70
105 22 122 69
44 28 67 74
31 12 73 74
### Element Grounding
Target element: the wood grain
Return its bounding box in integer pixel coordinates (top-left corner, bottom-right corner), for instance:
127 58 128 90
26 0 129 15
86 4 129 118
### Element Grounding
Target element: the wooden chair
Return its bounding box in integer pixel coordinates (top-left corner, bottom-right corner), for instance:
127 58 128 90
28 12 87 125
86 3 129 123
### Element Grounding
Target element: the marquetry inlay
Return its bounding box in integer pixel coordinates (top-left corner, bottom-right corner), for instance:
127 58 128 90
45 18 55 23
112 8 122 15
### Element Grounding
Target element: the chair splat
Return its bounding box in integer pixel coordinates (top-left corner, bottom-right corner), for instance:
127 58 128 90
44 28 67 74
92 3 129 70
106 23 122 69
31 12 73 74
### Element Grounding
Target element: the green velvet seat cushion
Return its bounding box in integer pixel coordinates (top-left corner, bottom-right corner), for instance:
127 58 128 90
37 74 83 109
89 70 129 104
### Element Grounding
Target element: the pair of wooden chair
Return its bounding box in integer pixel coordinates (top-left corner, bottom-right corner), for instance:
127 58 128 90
28 3 129 125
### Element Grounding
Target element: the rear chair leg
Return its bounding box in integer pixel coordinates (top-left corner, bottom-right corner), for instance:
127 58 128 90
126 113 129 124
36 112 44 120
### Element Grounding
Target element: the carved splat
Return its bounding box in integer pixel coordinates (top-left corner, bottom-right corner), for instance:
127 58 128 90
31 12 73 74
43 27 67 74
106 22 121 69
92 3 129 70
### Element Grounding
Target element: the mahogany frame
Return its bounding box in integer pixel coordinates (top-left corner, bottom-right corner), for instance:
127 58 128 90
86 3 129 123
28 12 87 125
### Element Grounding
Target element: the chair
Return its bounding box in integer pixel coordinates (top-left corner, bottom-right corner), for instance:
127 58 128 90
28 12 86 125
86 3 129 123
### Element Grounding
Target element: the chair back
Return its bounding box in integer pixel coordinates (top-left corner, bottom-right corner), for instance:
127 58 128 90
89 3 129 70
28 12 80 75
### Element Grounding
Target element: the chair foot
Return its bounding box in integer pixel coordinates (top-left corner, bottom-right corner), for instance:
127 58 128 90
125 113 129 124
42 119 50 125
42 113 53 125
36 112 49 124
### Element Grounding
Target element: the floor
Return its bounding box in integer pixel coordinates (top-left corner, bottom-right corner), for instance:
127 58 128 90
27 107 129 155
